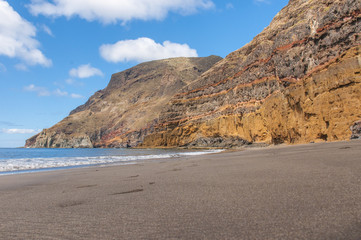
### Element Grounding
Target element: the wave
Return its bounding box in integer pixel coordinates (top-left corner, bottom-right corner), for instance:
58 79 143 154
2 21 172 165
0 149 223 173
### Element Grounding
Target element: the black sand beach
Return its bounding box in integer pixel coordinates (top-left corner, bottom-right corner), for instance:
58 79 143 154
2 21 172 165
1 140 361 239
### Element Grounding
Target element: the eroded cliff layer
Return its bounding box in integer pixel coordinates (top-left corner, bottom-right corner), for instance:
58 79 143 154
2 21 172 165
142 0 361 147
25 56 222 148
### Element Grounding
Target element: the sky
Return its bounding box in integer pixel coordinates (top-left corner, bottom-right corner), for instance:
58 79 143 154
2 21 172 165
0 0 288 148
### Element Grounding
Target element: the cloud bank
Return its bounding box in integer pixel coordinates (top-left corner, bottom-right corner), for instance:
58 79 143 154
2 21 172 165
253 0 271 4
100 37 198 63
23 84 50 96
0 0 51 67
1 128 41 134
0 121 21 127
69 64 103 78
0 63 6 72
24 84 83 98
28 0 214 24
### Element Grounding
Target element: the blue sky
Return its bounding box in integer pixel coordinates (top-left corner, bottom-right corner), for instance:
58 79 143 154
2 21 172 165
0 0 288 147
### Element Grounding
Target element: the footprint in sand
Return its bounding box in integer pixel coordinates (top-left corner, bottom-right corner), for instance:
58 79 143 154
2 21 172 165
339 146 351 149
128 175 139 178
58 200 85 208
110 189 144 195
187 163 199 168
76 184 97 189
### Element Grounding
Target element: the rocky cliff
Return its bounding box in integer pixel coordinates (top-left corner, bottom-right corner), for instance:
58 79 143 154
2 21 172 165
25 56 222 148
26 0 361 148
141 0 361 147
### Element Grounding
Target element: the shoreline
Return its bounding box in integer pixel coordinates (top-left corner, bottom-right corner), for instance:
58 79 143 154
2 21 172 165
0 139 361 239
2 139 350 176
0 148 224 175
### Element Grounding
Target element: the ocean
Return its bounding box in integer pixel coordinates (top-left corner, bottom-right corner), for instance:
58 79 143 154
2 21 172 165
0 148 222 175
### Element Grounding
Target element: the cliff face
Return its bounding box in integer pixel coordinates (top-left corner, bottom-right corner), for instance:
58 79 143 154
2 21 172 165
25 56 222 148
142 0 361 147
26 0 361 148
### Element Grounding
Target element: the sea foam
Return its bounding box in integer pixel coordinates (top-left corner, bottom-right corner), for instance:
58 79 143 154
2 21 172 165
0 149 223 173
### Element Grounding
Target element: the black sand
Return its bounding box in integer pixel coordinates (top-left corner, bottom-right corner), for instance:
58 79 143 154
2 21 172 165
0 140 361 239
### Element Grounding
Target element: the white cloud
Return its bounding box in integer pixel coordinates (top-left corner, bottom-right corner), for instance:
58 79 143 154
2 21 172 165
53 88 68 96
0 63 6 72
28 0 214 24
69 64 103 78
65 78 84 87
41 24 53 36
65 78 74 85
0 121 20 127
24 84 51 96
1 128 41 134
254 0 270 4
226 3 234 9
70 93 83 99
15 63 29 71
0 0 51 67
100 37 198 63
24 84 83 99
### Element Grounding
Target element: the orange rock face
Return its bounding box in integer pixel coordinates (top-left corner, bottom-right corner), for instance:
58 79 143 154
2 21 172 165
142 0 361 147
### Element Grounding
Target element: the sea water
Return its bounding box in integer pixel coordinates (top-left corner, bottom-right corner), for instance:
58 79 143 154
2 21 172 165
0 148 222 175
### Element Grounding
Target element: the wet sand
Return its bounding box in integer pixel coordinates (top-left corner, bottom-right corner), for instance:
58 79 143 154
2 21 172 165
0 140 361 239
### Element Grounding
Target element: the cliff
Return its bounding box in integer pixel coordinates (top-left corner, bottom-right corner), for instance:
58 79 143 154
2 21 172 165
25 56 222 148
26 0 361 148
141 0 361 147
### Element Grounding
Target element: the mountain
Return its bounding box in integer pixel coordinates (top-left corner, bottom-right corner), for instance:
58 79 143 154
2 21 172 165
25 56 222 148
26 0 361 148
141 0 361 147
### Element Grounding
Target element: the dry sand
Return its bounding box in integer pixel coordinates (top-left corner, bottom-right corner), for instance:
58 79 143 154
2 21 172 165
0 140 361 239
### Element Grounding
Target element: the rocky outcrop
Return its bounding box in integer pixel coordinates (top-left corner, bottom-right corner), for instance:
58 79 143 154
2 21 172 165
351 120 361 139
142 0 361 147
25 56 222 148
26 130 93 148
183 136 250 148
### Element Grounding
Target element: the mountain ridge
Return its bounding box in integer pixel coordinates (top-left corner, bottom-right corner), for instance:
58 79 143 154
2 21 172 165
25 56 222 148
